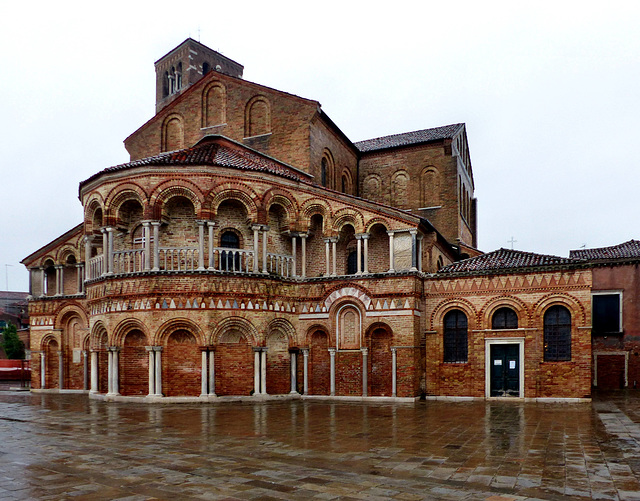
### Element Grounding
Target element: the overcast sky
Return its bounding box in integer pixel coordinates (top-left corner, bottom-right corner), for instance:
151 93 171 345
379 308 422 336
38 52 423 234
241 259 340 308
1 1 639 292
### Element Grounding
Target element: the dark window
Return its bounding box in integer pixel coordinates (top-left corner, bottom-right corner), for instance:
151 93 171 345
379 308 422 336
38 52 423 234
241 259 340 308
203 62 210 75
443 309 468 363
492 307 518 329
544 305 571 361
220 231 240 271
592 293 621 335
346 251 364 275
321 158 328 187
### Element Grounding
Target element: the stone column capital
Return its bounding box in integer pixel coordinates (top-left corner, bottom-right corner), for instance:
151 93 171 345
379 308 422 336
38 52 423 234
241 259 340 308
356 233 370 240
152 346 163 352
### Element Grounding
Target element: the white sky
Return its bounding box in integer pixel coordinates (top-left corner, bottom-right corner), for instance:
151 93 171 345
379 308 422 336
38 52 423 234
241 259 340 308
1 1 639 292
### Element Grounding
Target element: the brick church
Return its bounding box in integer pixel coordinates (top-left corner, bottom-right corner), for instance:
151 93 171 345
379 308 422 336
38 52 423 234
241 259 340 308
21 39 638 401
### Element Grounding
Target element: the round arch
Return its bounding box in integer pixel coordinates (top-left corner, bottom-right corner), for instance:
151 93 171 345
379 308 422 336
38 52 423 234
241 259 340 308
430 298 478 331
111 318 150 346
532 293 587 326
150 182 204 220
210 316 258 346
262 188 299 226
155 318 205 346
332 208 365 234
266 318 297 346
479 295 530 329
207 182 259 221
54 304 89 331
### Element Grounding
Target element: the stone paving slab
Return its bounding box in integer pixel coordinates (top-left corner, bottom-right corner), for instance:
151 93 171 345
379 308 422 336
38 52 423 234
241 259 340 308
0 391 639 499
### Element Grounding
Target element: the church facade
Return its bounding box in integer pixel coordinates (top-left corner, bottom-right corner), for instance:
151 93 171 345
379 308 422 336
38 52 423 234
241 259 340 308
22 39 598 401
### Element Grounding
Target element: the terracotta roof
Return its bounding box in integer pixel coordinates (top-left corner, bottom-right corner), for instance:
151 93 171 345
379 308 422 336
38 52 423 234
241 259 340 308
569 240 640 261
81 136 312 187
438 248 581 274
355 123 464 153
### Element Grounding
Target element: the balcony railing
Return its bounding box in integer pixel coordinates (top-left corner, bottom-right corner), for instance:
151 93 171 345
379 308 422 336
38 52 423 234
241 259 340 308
88 255 104 280
113 249 144 274
159 247 198 271
210 248 254 273
86 248 296 280
267 252 294 277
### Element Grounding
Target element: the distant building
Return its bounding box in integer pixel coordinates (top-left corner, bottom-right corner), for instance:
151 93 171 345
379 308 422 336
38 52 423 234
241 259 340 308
570 241 640 390
21 39 604 401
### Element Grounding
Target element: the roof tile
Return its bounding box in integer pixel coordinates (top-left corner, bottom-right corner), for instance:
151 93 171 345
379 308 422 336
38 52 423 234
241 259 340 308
438 248 581 274
569 240 640 260
355 123 464 153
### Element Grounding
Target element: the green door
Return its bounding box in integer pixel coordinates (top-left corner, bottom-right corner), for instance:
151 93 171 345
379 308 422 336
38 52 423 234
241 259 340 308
490 344 519 397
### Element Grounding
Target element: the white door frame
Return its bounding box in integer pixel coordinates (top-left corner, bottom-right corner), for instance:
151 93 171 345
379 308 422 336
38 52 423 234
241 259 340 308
485 337 525 399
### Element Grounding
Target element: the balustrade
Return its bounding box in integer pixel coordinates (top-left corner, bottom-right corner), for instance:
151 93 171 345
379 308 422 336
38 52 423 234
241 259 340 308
159 247 198 271
210 248 254 273
113 249 144 274
266 252 294 277
88 255 104 280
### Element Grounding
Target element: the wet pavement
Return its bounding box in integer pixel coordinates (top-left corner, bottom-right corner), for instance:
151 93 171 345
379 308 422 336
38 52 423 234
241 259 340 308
0 392 639 500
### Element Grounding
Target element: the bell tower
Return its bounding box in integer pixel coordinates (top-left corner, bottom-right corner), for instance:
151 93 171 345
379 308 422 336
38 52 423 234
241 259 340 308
154 38 244 113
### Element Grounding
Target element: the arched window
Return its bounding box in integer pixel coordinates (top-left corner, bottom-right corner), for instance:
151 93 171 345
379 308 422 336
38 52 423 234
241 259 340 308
220 231 240 271
544 305 572 361
203 62 210 75
176 62 182 91
443 309 468 362
436 256 444 271
492 307 518 329
321 158 328 187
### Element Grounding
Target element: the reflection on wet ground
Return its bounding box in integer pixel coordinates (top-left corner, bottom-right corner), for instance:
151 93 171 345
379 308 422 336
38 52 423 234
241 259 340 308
0 391 639 500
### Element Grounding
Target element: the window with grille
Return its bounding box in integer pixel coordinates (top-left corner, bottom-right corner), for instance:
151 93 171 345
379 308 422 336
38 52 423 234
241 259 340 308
443 309 468 363
544 305 571 361
592 292 622 335
492 307 518 329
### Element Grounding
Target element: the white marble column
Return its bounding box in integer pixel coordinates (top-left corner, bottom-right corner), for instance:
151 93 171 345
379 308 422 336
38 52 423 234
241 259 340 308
84 236 92 279
200 349 208 396
301 234 307 278
260 349 267 395
58 350 64 389
101 228 109 275
302 348 309 395
107 348 113 394
90 350 98 393
355 235 363 274
328 348 336 396
112 348 120 395
207 221 215 269
146 347 155 396
208 349 216 396
410 229 418 271
391 347 397 397
152 222 161 271
291 234 297 277
55 265 63 296
106 227 115 274
76 264 84 294
153 347 162 396
197 221 206 270
82 350 88 390
252 224 260 273
142 221 151 271
331 238 337 276
362 233 370 274
388 231 395 273
417 235 423 271
40 352 46 388
324 239 331 276
262 226 269 274
361 348 368 397
289 350 297 394
253 348 261 395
